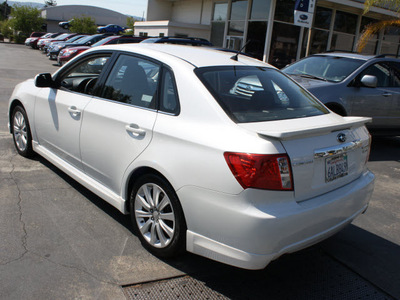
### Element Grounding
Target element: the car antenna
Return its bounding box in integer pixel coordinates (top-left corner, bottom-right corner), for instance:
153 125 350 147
230 40 251 61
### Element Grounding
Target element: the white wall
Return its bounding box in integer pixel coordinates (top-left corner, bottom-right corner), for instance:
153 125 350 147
146 0 173 21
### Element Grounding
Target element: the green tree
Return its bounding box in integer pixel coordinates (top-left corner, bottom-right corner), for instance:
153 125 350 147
69 16 97 34
0 19 13 38
357 0 400 52
126 16 136 29
9 5 44 43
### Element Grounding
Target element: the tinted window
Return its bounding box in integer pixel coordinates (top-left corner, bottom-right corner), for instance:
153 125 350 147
59 55 111 94
102 55 160 109
360 63 391 87
283 56 364 82
195 66 328 123
160 69 179 114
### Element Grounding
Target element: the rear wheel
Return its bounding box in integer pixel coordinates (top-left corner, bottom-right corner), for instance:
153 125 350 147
130 174 186 258
11 106 34 158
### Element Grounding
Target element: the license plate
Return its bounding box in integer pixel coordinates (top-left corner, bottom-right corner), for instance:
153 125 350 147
325 154 348 182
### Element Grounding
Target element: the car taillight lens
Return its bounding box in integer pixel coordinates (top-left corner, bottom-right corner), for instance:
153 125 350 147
224 152 293 191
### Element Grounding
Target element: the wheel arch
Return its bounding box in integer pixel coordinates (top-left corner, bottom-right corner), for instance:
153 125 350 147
9 99 25 133
124 166 183 217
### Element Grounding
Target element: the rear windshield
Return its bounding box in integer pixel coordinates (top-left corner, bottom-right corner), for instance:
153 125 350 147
195 66 328 123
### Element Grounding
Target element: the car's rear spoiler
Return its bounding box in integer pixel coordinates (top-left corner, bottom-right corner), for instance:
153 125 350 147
253 117 372 141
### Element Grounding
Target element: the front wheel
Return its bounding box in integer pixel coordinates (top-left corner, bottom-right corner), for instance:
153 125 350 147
130 174 186 258
11 106 34 158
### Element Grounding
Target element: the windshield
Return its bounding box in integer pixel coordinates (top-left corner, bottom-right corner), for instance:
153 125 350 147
195 66 328 123
283 56 364 82
55 33 70 40
92 36 115 47
75 35 95 44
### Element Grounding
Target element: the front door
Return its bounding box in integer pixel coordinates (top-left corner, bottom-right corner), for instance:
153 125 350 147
34 54 111 170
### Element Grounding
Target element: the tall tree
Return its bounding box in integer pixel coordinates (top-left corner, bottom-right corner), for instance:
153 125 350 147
357 0 400 52
10 4 44 34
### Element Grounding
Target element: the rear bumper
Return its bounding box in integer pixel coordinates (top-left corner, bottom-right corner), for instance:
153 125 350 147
179 170 375 270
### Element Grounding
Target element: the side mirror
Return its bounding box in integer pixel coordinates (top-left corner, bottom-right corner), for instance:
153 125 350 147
360 75 377 88
35 73 56 88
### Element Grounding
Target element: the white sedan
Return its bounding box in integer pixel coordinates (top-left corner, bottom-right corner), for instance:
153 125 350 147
8 44 375 270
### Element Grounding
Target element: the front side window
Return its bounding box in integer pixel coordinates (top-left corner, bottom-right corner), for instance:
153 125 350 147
359 63 391 87
195 66 328 123
102 54 160 109
58 55 111 94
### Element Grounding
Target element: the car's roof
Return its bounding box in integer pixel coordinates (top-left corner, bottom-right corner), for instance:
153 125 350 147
90 43 269 68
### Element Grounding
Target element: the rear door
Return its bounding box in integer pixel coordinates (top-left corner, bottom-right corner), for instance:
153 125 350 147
80 54 160 194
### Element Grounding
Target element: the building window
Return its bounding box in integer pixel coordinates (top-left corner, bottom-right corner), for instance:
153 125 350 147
274 0 295 23
247 21 267 60
314 7 332 30
230 0 248 20
359 17 379 54
159 33 165 37
330 10 358 51
269 22 300 68
250 0 270 20
382 26 400 55
211 2 228 47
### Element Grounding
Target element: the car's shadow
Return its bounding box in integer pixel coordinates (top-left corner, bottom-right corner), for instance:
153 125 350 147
369 136 400 162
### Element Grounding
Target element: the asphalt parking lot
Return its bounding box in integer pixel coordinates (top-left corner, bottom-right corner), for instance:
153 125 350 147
0 42 399 300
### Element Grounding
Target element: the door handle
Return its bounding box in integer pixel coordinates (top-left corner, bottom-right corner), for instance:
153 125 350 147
68 106 81 116
125 124 146 136
383 92 392 97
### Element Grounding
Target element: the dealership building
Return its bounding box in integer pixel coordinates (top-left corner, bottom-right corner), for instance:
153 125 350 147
135 0 400 67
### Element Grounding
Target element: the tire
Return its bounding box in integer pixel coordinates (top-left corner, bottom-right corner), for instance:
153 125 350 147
130 174 186 258
11 106 34 158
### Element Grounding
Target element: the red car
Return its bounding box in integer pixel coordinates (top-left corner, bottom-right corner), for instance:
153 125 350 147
30 32 61 49
24 32 46 47
57 35 145 65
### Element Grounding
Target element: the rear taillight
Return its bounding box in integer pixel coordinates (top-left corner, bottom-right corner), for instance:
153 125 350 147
224 152 293 191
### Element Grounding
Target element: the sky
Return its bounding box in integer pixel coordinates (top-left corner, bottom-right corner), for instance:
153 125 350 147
11 0 148 18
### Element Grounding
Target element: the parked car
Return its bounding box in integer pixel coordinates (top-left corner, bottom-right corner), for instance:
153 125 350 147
24 32 46 47
141 36 213 46
282 52 400 136
47 35 88 60
59 19 74 30
56 35 146 65
37 33 73 51
41 33 78 53
8 44 374 270
97 24 125 34
32 32 62 49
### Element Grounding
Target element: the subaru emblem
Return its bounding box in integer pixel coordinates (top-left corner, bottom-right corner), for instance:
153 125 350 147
337 133 346 143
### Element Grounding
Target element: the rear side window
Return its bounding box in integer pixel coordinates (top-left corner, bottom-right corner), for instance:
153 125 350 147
195 66 328 123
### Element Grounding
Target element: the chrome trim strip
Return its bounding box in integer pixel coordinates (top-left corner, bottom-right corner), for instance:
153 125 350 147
314 139 363 159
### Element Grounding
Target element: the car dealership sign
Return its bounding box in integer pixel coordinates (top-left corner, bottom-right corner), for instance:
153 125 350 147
294 0 315 28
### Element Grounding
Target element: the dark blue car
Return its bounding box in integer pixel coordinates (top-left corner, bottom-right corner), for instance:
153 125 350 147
97 24 125 34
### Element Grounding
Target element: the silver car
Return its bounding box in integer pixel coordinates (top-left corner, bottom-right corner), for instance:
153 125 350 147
282 52 400 136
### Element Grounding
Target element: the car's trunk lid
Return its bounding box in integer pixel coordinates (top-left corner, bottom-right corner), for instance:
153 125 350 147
239 114 371 201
